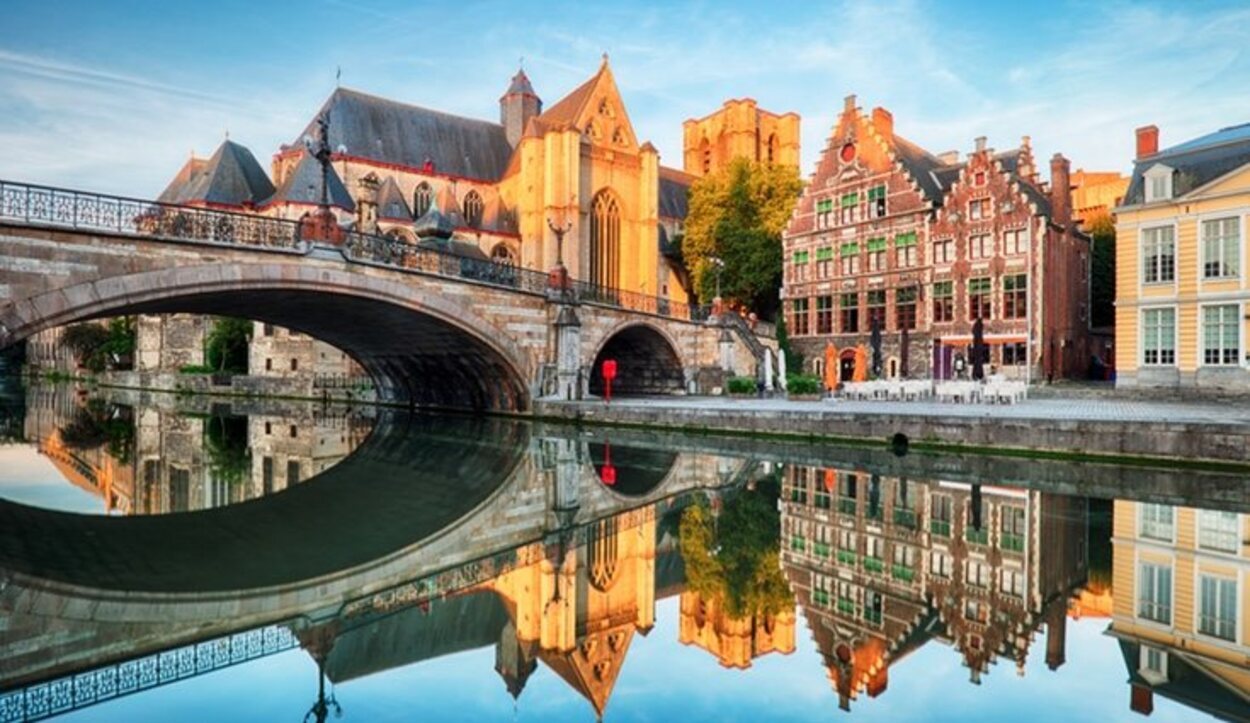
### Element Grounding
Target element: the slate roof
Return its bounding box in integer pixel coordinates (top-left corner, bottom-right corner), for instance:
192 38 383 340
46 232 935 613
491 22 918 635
263 150 355 211
376 176 411 220
296 87 513 182
658 166 694 220
893 136 946 205
157 156 207 204
1122 122 1250 206
927 148 1051 216
503 68 537 98
165 140 275 207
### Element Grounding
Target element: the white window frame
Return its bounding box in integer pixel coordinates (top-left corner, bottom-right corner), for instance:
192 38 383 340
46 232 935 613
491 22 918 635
1198 302 1242 367
1137 560 1173 626
1196 573 1238 643
1138 503 1176 543
1138 646 1168 685
1140 224 1177 286
1140 306 1178 367
1144 164 1174 203
1199 215 1242 281
1196 510 1240 554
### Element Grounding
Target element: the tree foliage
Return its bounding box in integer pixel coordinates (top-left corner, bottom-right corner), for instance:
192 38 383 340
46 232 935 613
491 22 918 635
682 158 802 319
205 415 251 486
205 317 252 373
59 317 135 373
679 474 794 619
1088 214 1116 329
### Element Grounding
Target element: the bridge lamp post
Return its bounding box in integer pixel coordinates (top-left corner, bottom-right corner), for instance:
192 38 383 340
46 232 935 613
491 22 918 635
709 256 725 315
546 216 573 294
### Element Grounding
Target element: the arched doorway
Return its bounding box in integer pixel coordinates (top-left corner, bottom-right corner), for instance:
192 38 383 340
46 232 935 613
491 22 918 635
589 190 621 290
839 349 856 383
589 324 683 397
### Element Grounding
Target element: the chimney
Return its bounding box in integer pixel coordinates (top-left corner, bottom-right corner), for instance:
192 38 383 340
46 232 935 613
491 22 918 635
872 107 893 140
974 136 987 153
1050 153 1072 228
937 150 960 165
1136 125 1159 159
843 94 857 114
1045 604 1067 671
1130 684 1154 716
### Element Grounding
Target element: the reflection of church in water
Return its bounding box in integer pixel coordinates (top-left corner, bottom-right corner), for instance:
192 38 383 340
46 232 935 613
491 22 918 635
779 465 1089 710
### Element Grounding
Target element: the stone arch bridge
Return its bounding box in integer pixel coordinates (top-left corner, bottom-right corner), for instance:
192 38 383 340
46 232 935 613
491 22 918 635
0 180 768 410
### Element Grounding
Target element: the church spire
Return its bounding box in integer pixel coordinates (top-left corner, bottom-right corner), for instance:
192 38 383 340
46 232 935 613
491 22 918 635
500 65 541 147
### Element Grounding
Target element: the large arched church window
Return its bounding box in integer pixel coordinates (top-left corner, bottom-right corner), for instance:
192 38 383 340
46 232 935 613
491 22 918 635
589 190 621 290
462 190 484 227
413 182 433 218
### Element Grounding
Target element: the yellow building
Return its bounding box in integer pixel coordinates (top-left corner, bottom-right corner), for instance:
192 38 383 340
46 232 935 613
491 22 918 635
1114 123 1250 390
682 98 800 177
1108 499 1249 717
677 588 796 669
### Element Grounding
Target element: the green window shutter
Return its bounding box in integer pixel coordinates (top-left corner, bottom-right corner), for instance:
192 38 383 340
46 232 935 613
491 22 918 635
841 193 859 208
895 231 917 247
868 185 886 201
969 277 991 293
840 242 860 256
934 281 953 297
867 237 887 252
816 246 834 261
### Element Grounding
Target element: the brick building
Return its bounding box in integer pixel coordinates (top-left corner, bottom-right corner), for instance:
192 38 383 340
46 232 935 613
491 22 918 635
782 96 1091 381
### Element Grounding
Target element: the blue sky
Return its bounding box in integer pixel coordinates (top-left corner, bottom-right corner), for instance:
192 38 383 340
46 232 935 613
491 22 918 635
1 0 1248 198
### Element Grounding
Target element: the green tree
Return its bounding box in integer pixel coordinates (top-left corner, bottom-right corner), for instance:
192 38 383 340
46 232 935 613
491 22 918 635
58 317 135 372
205 317 252 373
205 415 251 486
683 158 802 319
1088 214 1116 329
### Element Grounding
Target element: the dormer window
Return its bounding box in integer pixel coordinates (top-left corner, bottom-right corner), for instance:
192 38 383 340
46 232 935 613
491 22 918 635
1144 164 1173 202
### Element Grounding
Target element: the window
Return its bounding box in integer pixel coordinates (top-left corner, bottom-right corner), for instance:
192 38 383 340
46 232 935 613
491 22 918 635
413 182 433 218
590 190 621 289
1004 228 1026 255
265 358 273 371
1198 575 1237 640
867 290 886 329
1001 569 1025 597
792 249 810 282
1202 304 1240 365
289 425 298 438
969 233 992 260
1145 166 1173 202
816 198 834 229
968 277 992 320
967 560 991 588
895 232 918 267
930 551 952 578
840 192 859 225
840 242 860 275
816 295 834 334
969 197 991 220
1002 342 1027 365
933 281 954 323
896 287 917 330
1001 506 1026 552
816 245 834 277
1142 308 1176 365
867 237 887 272
868 184 887 218
1197 510 1239 553
1139 503 1174 541
262 457 273 495
287 460 301 486
290 358 298 371
791 298 810 336
1201 217 1239 279
933 238 954 264
840 293 859 333
974 171 986 186
462 189 484 227
1140 647 1167 684
1142 226 1175 284
1138 562 1172 624
1003 274 1027 319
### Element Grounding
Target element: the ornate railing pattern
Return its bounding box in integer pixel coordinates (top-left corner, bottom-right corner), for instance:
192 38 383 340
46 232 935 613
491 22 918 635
0 179 717 323
0 624 299 722
0 180 303 251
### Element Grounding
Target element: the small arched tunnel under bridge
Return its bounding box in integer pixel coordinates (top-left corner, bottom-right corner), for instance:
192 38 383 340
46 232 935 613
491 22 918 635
589 324 685 397
2 283 530 412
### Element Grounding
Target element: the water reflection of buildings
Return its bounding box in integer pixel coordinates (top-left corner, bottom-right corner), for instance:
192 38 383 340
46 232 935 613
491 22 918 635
779 465 1088 710
22 387 369 514
1109 500 1249 720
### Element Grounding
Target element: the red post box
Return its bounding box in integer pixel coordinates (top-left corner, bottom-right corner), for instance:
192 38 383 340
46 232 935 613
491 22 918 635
602 359 617 404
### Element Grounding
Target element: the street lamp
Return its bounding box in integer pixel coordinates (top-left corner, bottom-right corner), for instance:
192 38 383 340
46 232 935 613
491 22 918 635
709 256 725 300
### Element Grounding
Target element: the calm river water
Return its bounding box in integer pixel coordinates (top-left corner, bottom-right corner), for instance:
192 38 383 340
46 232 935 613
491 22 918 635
0 380 1245 722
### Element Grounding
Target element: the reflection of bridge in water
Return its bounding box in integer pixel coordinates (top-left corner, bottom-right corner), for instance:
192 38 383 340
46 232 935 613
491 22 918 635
2 390 1248 721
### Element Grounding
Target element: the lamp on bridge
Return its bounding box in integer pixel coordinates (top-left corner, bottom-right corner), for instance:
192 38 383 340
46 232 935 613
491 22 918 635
300 112 345 246
709 256 726 316
546 215 573 293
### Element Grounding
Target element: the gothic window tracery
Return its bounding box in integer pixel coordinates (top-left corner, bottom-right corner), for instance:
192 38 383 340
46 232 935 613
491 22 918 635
589 190 621 290
462 189 484 227
413 182 433 218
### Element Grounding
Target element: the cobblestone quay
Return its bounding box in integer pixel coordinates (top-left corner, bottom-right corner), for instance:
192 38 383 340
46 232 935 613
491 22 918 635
534 396 1250 466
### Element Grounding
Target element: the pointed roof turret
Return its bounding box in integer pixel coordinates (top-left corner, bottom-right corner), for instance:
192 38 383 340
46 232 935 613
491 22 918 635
503 68 537 99
177 140 275 207
376 176 411 220
264 150 355 211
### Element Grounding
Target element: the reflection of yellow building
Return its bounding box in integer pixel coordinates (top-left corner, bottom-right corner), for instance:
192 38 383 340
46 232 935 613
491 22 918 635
678 588 795 669
1114 123 1250 390
1108 500 1249 718
779 466 1087 710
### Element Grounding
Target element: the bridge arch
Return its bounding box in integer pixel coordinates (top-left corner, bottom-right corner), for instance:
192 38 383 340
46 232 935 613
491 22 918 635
0 262 532 411
588 321 685 397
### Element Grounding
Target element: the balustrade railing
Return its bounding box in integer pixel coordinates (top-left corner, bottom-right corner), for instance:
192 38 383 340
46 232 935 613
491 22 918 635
0 179 724 323
0 179 303 251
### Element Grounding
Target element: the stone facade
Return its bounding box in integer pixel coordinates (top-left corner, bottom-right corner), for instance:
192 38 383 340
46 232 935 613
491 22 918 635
682 98 801 178
135 313 205 371
782 97 1091 381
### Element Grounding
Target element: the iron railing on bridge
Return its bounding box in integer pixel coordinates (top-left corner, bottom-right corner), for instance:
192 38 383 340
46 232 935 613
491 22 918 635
0 179 716 323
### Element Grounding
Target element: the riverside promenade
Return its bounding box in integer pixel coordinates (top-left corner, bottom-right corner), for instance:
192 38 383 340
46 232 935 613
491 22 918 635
534 395 1250 466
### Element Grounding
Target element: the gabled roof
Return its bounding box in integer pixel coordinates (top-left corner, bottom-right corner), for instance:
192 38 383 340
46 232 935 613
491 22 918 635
893 136 946 205
157 156 207 204
296 87 513 182
535 67 604 129
658 166 694 220
1123 122 1250 206
264 150 354 211
176 140 275 207
376 176 411 220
